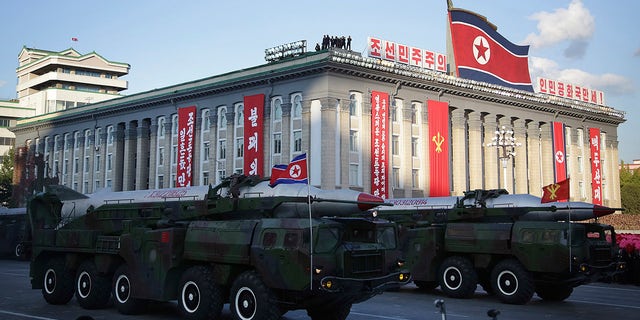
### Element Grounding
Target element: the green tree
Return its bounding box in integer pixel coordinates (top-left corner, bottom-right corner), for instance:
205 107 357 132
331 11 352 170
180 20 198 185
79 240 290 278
0 148 14 207
620 160 640 214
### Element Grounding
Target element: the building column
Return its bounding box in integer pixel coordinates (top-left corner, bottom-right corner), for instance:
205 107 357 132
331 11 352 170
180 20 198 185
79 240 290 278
136 119 150 190
513 119 528 194
451 108 466 195
609 140 621 207
526 122 542 196
148 119 158 189
318 98 338 190
122 121 137 191
114 123 126 192
467 111 483 190
482 115 499 189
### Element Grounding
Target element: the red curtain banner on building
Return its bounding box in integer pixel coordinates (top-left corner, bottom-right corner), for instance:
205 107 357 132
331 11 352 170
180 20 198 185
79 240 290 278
243 94 265 176
370 90 389 199
552 121 567 182
176 106 196 187
589 128 602 205
428 100 450 196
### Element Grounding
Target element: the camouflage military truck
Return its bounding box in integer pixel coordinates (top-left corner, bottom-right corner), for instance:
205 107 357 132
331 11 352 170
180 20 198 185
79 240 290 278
369 189 625 305
0 207 28 258
27 175 410 320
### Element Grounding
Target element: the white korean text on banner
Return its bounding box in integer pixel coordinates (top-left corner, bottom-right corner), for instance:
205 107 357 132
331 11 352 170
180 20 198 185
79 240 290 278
589 128 602 205
370 91 389 199
243 94 265 176
176 106 196 187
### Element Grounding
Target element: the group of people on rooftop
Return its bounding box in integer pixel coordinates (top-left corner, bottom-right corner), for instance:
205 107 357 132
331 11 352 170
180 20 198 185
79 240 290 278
315 35 352 51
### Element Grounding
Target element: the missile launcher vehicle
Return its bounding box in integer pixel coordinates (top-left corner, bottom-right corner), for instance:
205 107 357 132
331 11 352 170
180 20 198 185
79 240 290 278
26 174 410 320
368 189 626 305
0 207 27 258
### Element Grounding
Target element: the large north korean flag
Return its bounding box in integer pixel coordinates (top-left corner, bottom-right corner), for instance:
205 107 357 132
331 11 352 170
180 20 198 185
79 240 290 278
449 9 534 92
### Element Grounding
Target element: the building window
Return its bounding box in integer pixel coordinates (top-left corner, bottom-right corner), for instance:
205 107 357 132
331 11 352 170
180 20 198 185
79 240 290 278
202 172 209 185
577 156 583 173
272 98 282 121
203 142 210 161
293 130 302 152
236 137 244 157
157 117 165 138
157 175 164 188
411 102 421 125
172 114 179 136
236 104 244 126
107 126 114 145
411 137 419 157
349 93 358 116
95 128 102 147
292 94 302 118
95 154 101 172
218 107 227 128
74 158 79 174
158 147 164 166
349 164 359 186
202 109 211 131
218 140 226 159
392 167 400 188
106 179 112 189
350 130 359 152
412 169 420 188
392 135 399 156
273 133 282 154
84 130 91 149
84 157 89 173
172 146 178 164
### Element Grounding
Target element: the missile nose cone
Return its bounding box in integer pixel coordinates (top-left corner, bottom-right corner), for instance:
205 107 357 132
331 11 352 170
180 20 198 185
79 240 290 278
593 205 616 218
356 193 385 211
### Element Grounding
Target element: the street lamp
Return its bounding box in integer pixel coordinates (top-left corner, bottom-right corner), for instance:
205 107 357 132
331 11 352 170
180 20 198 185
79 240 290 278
486 126 521 190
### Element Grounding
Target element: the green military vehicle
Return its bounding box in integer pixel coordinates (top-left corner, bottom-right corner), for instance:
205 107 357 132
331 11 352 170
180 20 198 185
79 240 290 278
370 189 625 305
26 175 410 320
0 207 28 258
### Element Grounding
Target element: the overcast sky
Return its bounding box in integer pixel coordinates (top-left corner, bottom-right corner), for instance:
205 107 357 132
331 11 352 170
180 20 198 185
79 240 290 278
1 0 638 161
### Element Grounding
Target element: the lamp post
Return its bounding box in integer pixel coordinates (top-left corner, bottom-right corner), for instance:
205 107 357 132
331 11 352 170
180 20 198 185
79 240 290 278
486 126 521 191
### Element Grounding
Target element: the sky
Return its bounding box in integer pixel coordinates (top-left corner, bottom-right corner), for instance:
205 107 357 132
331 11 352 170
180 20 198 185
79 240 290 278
0 0 638 161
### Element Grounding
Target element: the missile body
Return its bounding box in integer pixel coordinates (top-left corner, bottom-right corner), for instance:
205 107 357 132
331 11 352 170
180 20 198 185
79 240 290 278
378 190 618 222
47 178 384 221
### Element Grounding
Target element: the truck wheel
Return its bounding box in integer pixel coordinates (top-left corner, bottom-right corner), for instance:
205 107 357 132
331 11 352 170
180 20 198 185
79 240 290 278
490 259 534 304
307 303 352 320
536 284 573 301
113 265 147 314
178 266 223 320
14 243 24 258
230 271 280 320
42 257 75 305
75 260 111 309
438 256 478 298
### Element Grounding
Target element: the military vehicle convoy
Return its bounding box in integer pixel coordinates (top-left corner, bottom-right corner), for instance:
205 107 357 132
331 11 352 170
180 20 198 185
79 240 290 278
26 174 410 320
370 189 626 305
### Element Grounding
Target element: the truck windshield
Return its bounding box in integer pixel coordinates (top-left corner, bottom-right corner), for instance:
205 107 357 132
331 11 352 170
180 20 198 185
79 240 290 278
314 227 341 253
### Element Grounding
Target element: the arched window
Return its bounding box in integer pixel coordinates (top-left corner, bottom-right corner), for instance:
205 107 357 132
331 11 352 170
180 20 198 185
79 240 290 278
157 117 166 138
349 93 358 116
172 114 179 135
202 109 211 131
272 97 282 121
292 94 302 118
218 106 227 128
235 104 244 127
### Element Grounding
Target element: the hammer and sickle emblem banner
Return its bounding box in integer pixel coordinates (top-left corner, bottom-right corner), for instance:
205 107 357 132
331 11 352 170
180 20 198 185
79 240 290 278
432 132 445 153
427 100 450 196
541 178 570 203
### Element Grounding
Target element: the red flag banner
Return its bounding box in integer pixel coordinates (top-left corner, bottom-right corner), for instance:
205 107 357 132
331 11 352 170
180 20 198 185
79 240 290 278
176 106 196 187
269 153 308 187
243 94 265 176
552 122 567 182
589 128 602 205
448 9 533 92
428 100 450 196
371 90 389 199
541 178 570 203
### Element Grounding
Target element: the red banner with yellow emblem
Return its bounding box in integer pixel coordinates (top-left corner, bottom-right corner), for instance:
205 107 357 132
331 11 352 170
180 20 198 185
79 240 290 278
428 100 450 196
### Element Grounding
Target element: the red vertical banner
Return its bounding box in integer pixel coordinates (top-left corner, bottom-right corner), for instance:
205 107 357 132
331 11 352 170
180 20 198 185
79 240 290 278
552 122 567 182
428 100 450 196
371 91 389 199
243 94 265 176
589 128 602 205
176 106 196 187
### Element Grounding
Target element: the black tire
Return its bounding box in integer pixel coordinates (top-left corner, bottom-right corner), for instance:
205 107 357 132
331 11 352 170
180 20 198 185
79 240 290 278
230 271 281 320
307 303 352 320
490 259 534 304
14 243 24 258
536 284 573 301
42 257 75 305
438 256 478 299
414 280 439 291
112 265 147 315
75 260 111 309
178 266 224 320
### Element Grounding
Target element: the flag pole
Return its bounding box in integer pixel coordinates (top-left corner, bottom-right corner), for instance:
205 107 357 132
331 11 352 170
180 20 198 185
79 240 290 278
306 151 313 290
567 177 572 273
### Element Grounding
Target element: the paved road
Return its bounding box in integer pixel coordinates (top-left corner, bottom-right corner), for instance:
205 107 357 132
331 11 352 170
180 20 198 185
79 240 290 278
1 258 639 320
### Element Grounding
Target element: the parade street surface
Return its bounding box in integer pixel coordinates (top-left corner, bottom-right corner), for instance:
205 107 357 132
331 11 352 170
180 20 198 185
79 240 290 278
1 259 638 320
